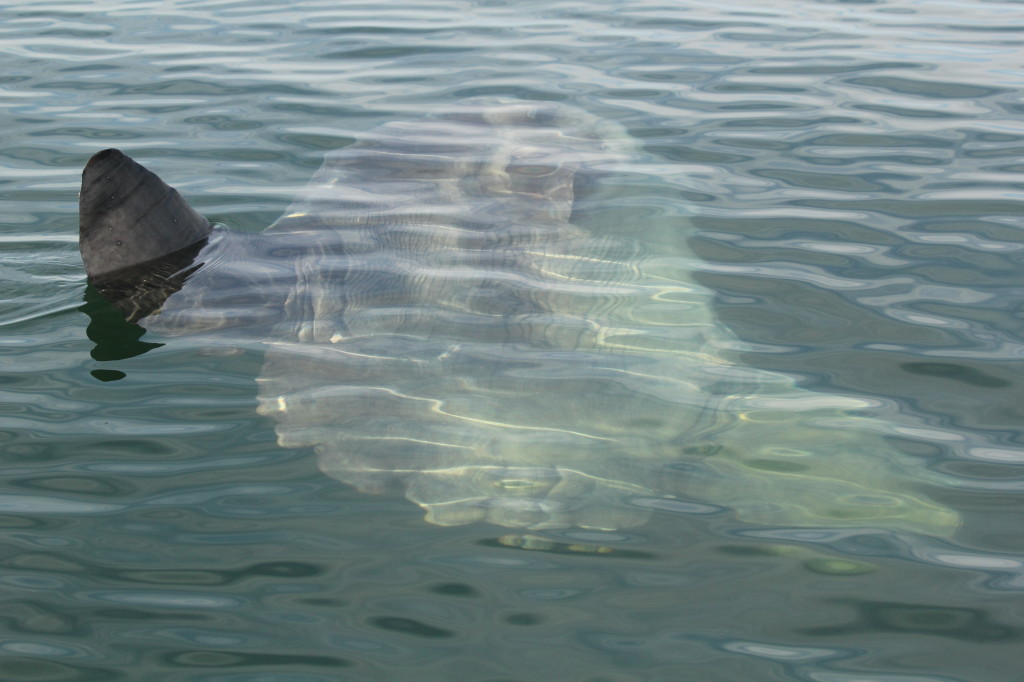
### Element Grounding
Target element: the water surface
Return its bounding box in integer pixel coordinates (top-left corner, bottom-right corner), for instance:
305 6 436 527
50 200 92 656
2 0 1024 680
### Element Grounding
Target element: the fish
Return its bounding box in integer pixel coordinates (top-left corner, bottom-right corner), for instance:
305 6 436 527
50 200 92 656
79 100 960 534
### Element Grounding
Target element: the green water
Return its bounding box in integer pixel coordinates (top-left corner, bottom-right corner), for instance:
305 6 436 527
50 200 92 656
3 1 1024 680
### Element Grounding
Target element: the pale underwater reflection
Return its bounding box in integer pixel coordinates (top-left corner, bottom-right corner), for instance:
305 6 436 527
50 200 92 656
96 101 959 537
691 396 960 537
252 241 960 536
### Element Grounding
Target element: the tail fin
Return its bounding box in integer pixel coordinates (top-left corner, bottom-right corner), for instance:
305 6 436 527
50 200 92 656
79 149 212 279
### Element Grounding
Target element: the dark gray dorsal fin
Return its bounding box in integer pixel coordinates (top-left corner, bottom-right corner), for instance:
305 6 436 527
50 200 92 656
79 149 212 279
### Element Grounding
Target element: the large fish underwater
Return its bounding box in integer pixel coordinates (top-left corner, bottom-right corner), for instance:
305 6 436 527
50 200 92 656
79 100 959 535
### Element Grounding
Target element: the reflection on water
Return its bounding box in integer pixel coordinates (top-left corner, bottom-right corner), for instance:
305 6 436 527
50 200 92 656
799 599 1022 642
3 0 1024 679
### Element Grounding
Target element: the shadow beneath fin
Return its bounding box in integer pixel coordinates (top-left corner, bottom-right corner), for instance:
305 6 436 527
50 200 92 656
80 285 164 374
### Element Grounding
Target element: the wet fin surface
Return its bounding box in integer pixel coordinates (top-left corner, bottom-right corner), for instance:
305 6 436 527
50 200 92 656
79 148 212 279
87 239 208 323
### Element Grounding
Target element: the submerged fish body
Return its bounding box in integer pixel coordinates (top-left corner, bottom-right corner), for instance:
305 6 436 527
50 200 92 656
80 100 959 535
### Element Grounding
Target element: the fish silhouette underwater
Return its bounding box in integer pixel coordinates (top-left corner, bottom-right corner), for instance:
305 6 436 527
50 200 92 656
79 100 959 535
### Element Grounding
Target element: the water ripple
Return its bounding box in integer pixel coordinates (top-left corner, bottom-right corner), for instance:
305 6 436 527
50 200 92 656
4 0 1024 680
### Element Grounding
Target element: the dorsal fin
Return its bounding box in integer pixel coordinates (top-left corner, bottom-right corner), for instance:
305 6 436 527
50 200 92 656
79 149 212 279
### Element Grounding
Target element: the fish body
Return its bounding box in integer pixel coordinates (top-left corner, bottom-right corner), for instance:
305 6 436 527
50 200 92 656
80 101 959 534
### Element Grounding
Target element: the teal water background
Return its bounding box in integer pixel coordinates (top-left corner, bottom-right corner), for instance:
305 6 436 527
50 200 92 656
3 0 1024 680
